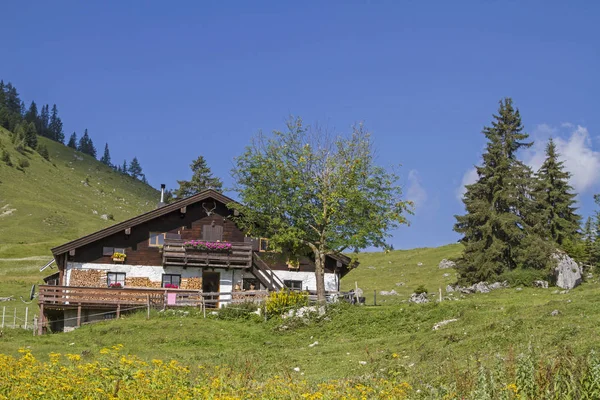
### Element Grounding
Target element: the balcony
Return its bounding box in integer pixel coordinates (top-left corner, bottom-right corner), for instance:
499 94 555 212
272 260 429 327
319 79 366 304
162 239 252 269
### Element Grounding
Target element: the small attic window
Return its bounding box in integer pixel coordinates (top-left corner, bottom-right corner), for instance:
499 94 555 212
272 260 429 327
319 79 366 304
103 247 114 256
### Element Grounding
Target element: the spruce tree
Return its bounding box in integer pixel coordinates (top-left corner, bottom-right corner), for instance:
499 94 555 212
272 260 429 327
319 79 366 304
78 129 97 158
175 155 223 198
532 138 581 246
24 121 38 149
48 104 64 143
39 105 49 137
100 143 111 166
128 157 143 180
67 132 77 149
454 98 552 283
121 160 128 175
25 101 38 126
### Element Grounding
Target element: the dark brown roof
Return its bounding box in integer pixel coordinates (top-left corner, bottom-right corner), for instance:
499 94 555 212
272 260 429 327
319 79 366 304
51 189 237 256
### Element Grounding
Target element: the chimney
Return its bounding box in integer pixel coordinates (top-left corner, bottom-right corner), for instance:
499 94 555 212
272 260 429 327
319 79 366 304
157 184 166 208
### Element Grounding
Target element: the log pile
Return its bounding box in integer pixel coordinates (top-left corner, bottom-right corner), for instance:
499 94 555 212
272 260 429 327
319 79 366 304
126 277 161 288
70 269 105 287
181 277 202 290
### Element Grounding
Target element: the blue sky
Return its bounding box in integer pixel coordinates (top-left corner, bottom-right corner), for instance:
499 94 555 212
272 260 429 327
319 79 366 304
2 1 599 249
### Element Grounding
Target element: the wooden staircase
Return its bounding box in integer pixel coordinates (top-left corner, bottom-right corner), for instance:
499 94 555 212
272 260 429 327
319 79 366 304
252 253 285 291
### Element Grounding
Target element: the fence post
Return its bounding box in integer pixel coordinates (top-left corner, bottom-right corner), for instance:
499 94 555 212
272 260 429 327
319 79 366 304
374 290 377 306
146 294 150 320
33 316 37 336
24 307 28 330
13 308 16 328
439 287 442 303
1 306 4 328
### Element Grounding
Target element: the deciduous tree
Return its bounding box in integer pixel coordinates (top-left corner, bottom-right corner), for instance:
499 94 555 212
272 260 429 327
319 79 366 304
231 117 412 302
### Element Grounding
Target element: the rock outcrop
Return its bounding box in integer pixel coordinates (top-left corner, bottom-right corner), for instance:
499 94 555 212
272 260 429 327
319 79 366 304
438 259 456 269
554 253 582 289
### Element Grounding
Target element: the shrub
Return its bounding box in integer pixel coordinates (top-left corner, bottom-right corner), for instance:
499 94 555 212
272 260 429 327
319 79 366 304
499 268 550 287
1 150 12 166
37 144 50 161
218 301 259 320
18 159 30 169
414 284 428 294
265 289 308 317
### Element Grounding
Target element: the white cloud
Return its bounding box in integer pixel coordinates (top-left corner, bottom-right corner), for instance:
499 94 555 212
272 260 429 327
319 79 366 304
456 167 478 201
406 169 427 209
524 124 600 194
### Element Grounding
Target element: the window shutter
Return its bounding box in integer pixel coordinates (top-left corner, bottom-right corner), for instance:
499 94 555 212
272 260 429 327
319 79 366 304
202 225 223 241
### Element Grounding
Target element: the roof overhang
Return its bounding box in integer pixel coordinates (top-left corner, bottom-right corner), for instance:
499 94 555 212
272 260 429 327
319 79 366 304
51 189 238 257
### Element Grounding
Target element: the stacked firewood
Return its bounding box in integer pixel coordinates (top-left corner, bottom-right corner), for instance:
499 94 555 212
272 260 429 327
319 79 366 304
125 277 160 288
181 277 202 290
70 269 104 287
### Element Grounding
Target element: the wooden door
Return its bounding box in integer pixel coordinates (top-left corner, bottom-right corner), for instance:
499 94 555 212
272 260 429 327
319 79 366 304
202 271 220 308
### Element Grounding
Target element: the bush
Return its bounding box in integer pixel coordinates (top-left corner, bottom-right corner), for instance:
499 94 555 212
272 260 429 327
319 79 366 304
218 301 259 320
18 159 30 169
414 284 428 294
1 150 12 166
265 289 308 317
499 268 550 287
37 144 50 161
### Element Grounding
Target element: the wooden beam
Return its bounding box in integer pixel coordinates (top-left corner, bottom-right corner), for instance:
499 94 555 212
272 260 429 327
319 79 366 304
124 227 131 235
38 303 44 335
69 249 75 256
180 206 187 214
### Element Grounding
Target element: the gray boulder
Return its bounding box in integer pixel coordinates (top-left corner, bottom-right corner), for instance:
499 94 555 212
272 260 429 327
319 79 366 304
554 253 582 289
438 259 456 269
533 280 549 289
473 282 490 293
379 290 398 296
446 285 455 293
409 293 429 304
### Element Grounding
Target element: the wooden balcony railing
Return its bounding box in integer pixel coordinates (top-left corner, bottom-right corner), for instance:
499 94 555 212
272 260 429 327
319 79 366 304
162 239 252 269
38 285 268 309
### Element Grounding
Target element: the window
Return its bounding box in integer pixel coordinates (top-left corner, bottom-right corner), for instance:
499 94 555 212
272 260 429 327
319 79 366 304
114 247 126 254
284 280 303 291
149 232 165 247
107 272 126 288
242 278 259 291
103 247 114 256
162 274 181 288
259 238 269 252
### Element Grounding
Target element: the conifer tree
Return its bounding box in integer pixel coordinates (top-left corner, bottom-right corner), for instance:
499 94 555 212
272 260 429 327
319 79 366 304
121 160 128 175
24 121 37 149
454 98 553 283
175 155 223 198
77 129 97 158
48 104 64 143
100 143 111 166
67 132 77 149
25 101 39 130
128 157 143 180
532 138 581 246
39 105 49 137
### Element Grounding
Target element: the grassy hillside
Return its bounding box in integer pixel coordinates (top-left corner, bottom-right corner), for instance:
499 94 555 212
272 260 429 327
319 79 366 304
341 244 463 303
2 243 599 395
0 127 158 258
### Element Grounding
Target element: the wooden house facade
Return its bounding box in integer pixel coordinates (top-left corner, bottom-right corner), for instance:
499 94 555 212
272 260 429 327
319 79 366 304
39 190 354 333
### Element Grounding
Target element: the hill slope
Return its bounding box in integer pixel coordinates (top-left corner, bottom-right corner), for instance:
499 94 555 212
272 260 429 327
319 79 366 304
0 127 158 258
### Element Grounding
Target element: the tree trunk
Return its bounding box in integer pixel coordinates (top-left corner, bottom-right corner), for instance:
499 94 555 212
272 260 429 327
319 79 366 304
314 249 327 304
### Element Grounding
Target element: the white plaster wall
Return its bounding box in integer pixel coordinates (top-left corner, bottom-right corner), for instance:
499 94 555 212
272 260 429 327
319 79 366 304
66 262 234 307
271 270 339 292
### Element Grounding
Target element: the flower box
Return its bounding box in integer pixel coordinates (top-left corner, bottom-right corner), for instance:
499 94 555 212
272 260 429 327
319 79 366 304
112 252 126 263
183 240 232 252
108 283 123 289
